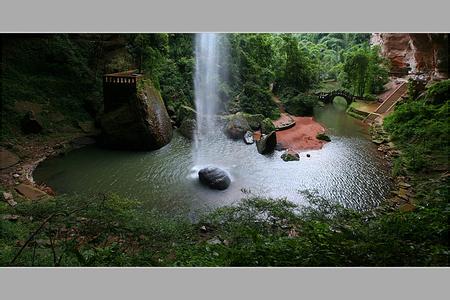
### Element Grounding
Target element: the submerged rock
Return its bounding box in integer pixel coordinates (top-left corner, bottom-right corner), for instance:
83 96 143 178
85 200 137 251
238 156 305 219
256 131 277 154
243 131 254 144
281 149 300 161
198 167 231 190
100 80 172 150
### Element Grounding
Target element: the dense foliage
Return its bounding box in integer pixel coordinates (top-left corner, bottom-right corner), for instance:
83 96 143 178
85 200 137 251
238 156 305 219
279 87 318 116
1 191 447 267
384 80 449 172
2 34 448 267
1 34 104 140
339 45 389 97
1 33 387 137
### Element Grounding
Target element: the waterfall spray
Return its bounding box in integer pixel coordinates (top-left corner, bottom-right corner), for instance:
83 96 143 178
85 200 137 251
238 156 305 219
192 33 231 190
193 33 227 166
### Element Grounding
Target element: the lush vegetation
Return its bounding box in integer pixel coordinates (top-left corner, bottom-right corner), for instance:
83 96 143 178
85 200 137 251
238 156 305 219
1 190 447 267
384 80 449 173
1 33 388 138
1 34 448 267
339 45 389 97
1 34 104 141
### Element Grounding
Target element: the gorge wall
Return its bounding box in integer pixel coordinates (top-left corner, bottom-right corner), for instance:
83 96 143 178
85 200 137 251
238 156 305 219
371 33 448 79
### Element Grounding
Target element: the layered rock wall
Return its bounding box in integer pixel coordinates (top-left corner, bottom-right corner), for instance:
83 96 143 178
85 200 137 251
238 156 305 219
371 33 448 79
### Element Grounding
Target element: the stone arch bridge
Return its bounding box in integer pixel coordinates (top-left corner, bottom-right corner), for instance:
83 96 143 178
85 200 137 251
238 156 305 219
314 90 360 104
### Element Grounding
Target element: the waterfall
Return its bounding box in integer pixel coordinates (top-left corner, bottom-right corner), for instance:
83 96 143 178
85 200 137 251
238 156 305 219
192 33 228 167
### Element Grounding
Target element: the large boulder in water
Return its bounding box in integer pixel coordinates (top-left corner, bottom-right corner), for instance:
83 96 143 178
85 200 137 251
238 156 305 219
256 131 277 154
224 113 251 140
198 167 231 190
100 80 172 150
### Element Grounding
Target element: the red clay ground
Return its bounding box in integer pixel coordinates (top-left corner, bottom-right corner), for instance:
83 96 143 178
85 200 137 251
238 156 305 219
276 116 326 151
254 116 327 151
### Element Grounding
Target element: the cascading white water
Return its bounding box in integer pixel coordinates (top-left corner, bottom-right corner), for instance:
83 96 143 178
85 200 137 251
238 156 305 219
192 33 227 167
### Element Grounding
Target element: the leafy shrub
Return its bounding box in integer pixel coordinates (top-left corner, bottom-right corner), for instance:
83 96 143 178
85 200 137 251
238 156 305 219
425 79 450 104
260 118 275 134
239 82 279 118
280 87 318 116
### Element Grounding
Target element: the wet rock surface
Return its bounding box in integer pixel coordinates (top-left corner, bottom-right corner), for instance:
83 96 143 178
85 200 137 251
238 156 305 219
100 81 172 150
243 131 254 144
256 131 277 154
198 167 231 190
281 149 300 161
224 113 251 140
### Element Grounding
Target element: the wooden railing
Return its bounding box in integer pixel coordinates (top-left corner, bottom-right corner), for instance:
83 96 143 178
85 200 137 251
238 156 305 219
103 70 143 85
103 70 144 112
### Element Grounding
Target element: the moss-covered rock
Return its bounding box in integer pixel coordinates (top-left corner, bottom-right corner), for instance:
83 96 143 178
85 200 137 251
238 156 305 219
242 113 265 130
100 80 172 150
316 133 331 142
224 113 251 140
260 118 276 134
281 149 300 161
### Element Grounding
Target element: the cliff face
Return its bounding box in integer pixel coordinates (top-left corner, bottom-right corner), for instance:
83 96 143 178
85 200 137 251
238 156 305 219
371 33 448 79
100 80 173 150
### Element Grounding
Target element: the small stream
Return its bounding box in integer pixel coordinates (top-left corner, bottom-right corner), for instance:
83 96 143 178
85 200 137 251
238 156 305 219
34 102 393 215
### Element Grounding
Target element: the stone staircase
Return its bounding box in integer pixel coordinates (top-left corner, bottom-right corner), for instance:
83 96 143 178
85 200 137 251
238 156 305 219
364 81 408 124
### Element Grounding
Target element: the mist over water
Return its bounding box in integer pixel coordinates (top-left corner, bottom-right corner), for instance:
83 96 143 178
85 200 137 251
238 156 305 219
193 33 228 168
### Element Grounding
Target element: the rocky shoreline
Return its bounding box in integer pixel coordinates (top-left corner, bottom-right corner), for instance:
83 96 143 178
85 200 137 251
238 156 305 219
1 133 96 203
370 122 416 212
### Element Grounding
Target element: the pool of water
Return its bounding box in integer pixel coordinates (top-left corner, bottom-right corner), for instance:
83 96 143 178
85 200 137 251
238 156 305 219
34 104 393 215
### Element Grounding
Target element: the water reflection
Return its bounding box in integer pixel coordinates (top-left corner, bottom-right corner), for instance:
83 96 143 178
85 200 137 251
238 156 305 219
34 104 392 214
